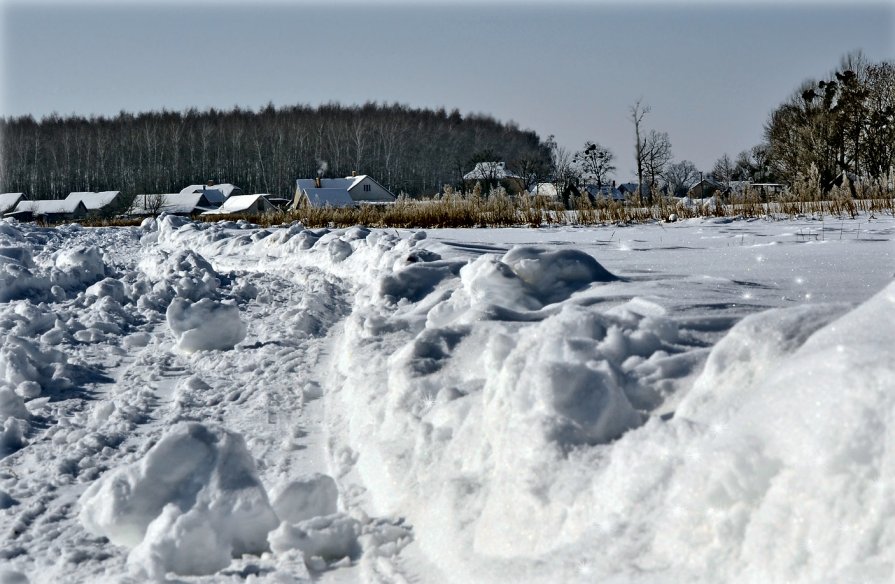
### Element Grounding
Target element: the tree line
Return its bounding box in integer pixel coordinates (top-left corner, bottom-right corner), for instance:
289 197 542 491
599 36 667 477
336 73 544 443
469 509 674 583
0 102 550 199
565 51 894 199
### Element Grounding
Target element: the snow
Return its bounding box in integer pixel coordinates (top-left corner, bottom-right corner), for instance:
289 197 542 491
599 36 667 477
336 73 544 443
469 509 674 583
0 194 25 215
0 212 893 582
64 191 121 211
201 193 274 215
166 297 247 352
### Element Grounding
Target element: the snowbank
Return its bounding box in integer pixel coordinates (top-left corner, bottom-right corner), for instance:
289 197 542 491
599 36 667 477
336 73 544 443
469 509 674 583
79 422 279 577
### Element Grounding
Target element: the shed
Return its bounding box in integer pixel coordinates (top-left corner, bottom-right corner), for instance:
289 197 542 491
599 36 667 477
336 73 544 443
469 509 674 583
688 178 725 199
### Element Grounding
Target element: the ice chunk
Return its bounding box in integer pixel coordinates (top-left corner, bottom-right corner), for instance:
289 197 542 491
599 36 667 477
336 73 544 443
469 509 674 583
79 422 279 576
271 474 339 524
268 513 360 561
166 298 246 353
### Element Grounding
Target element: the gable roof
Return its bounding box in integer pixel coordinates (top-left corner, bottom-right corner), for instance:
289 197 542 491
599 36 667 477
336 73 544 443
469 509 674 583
65 191 122 210
0 193 25 214
7 199 87 216
203 194 275 214
179 183 241 199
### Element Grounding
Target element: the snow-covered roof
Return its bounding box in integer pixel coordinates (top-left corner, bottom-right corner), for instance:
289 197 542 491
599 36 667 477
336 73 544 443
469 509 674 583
179 184 242 199
295 176 367 192
0 193 25 214
65 191 122 210
530 183 559 198
463 162 519 181
131 194 213 215
7 199 86 215
297 189 355 208
202 194 274 215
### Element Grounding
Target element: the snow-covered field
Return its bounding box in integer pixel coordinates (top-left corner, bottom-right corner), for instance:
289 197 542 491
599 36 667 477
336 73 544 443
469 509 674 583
0 213 893 583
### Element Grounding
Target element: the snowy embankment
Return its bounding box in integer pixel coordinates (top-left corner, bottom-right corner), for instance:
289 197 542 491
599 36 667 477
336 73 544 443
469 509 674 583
0 214 893 583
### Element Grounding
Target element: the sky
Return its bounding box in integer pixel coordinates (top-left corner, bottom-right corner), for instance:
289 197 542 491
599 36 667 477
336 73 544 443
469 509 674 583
1 0 893 177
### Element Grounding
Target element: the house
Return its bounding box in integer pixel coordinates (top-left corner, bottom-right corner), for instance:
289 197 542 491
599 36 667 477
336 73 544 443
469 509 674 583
688 178 726 199
0 193 27 216
618 182 650 198
5 199 88 222
584 184 624 201
65 191 126 215
130 193 219 216
292 174 395 209
179 182 243 203
463 161 519 181
201 194 276 215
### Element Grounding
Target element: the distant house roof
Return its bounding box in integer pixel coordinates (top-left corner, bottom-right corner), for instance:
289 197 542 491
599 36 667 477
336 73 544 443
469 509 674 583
130 193 216 215
688 178 725 198
530 183 559 198
6 199 88 218
179 183 241 201
201 194 275 215
0 193 26 215
463 162 519 181
65 191 122 210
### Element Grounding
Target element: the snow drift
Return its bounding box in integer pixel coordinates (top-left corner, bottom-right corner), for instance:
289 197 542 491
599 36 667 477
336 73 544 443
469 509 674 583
79 422 279 577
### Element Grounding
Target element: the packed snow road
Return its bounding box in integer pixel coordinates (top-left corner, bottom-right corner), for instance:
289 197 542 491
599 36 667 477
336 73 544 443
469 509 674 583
0 213 893 583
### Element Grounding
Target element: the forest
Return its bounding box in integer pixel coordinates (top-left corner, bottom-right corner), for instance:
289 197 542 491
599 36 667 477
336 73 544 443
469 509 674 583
0 102 550 199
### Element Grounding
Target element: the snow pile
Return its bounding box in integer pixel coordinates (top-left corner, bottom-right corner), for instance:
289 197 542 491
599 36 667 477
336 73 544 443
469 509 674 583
166 297 246 352
79 422 279 577
272 474 339 523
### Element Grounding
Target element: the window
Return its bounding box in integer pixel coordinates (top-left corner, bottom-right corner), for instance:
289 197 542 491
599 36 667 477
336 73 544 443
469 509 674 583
363 184 371 192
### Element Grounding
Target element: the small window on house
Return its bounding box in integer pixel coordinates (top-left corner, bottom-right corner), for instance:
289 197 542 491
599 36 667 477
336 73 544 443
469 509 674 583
364 184 371 192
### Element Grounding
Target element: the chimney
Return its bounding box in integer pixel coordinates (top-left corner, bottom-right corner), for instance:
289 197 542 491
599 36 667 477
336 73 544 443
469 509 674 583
207 180 215 187
352 170 357 177
315 176 321 189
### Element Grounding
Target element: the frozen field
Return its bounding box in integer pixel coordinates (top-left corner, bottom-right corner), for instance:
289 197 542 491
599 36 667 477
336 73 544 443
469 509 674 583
0 213 893 583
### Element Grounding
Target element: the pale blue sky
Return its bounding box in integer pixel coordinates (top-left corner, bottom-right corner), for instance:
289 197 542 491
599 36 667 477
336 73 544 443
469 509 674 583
2 1 893 176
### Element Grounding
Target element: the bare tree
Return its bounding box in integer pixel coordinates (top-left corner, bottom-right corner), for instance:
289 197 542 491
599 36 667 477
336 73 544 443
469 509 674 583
665 160 700 196
642 130 672 192
573 141 615 187
712 153 735 187
630 98 650 200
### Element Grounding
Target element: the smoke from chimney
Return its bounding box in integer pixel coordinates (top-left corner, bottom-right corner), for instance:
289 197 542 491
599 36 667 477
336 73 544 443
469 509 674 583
316 160 328 177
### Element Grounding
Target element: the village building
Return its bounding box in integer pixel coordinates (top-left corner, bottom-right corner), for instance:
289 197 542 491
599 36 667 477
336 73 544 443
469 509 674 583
0 193 27 216
179 181 243 203
130 193 220 216
5 199 88 222
688 178 726 199
202 194 276 215
65 191 127 216
292 174 395 208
